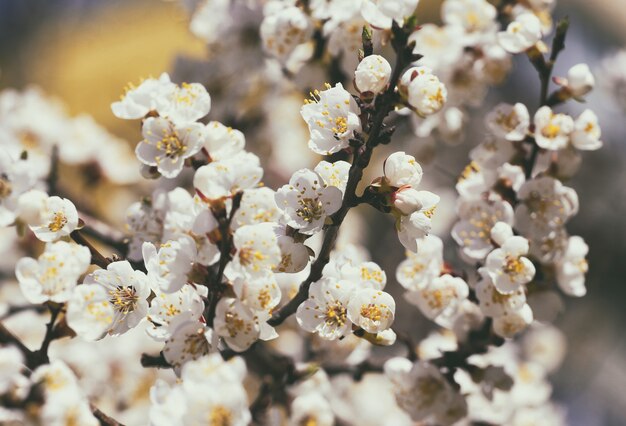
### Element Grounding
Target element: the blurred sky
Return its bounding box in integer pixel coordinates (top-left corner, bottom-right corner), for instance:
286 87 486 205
1 0 626 424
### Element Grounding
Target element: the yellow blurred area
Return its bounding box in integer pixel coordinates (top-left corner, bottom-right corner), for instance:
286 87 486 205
26 0 206 138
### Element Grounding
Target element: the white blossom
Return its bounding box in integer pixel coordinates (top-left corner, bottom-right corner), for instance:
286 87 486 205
533 106 574 151
384 358 453 422
557 63 595 98
555 235 588 297
22 192 78 242
147 285 205 341
442 0 497 42
202 121 245 162
261 1 313 66
497 13 542 53
354 54 392 95
16 241 90 304
475 271 526 317
111 73 174 120
484 236 535 294
80 260 150 336
397 191 440 252
228 222 281 278
232 187 282 229
485 103 530 141
214 298 261 352
296 277 354 340
314 160 351 195
408 24 465 71
361 0 418 30
301 83 361 155
492 304 534 338
384 151 423 188
193 152 263 202
396 235 444 291
143 237 197 293
452 197 514 260
163 320 217 374
136 117 205 178
347 288 395 333
275 168 342 235
401 67 447 117
571 109 602 151
405 274 469 321
515 177 578 234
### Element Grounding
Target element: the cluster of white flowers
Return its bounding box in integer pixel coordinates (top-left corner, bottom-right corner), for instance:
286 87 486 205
0 0 603 424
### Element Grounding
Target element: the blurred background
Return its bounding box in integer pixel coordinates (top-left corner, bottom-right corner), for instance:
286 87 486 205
0 0 625 424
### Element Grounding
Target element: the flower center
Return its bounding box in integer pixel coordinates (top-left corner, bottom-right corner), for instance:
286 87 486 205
0 176 12 199
296 198 324 223
360 304 383 322
208 405 233 426
156 133 185 158
542 122 561 139
324 302 347 327
225 311 250 338
504 256 524 276
332 116 348 135
109 287 139 314
48 212 68 232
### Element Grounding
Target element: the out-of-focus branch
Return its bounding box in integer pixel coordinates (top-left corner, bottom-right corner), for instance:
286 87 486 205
70 230 112 269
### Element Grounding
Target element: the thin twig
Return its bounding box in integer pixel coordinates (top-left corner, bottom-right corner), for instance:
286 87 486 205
70 230 112 269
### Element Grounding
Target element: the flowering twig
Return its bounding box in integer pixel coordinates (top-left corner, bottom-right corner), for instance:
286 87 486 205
269 24 412 327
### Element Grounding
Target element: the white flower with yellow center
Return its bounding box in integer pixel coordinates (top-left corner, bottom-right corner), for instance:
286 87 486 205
401 67 447 117
571 109 602 151
232 187 282 229
20 192 79 242
408 24 465 71
111 73 175 120
397 190 440 252
275 168 342 235
396 235 444 291
361 0 419 30
442 0 497 40
354 54 392 95
136 117 205 178
484 235 535 294
347 288 395 333
485 102 530 141
66 284 114 341
163 320 217 375
405 274 469 321
143 236 197 293
451 197 514 261
296 277 355 340
147 285 206 341
227 222 281 278
475 270 526 317
492 304 534 338
275 233 310 273
16 241 90 304
158 82 211 126
533 106 574 150
515 177 578 234
202 121 245 162
214 298 261 352
556 235 588 297
233 272 281 316
384 357 453 422
260 1 313 64
497 13 542 53
193 152 263 202
81 260 150 336
300 83 361 155
314 160 351 195
0 148 36 227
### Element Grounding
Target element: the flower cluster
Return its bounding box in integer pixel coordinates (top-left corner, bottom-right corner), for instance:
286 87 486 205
0 0 603 425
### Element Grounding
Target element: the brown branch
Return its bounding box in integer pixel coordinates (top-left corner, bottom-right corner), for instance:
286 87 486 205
91 404 126 426
70 230 112 269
